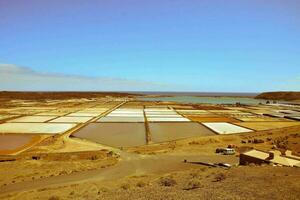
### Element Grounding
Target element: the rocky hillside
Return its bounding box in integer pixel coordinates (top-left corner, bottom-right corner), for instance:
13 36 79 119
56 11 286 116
256 91 300 101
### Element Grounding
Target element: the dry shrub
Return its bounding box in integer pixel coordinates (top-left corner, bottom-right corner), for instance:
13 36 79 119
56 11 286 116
208 138 220 143
90 155 98 160
189 141 200 145
160 177 177 187
136 181 147 188
120 183 131 190
99 187 109 193
213 173 226 182
189 171 201 178
59 170 68 175
200 167 207 172
184 179 202 190
48 196 60 200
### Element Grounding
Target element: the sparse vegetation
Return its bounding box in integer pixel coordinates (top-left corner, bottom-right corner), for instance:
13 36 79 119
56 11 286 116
160 177 177 187
184 179 202 190
136 181 147 188
120 183 131 190
213 173 226 182
189 171 201 178
48 196 60 200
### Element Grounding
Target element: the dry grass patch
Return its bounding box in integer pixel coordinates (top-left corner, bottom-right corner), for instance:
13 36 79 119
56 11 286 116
159 177 177 187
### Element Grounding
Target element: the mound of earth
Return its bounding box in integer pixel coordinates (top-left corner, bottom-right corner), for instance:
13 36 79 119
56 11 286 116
256 91 300 101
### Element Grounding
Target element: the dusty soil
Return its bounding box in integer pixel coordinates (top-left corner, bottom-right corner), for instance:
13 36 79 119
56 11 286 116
0 154 117 188
0 134 119 191
2 165 299 200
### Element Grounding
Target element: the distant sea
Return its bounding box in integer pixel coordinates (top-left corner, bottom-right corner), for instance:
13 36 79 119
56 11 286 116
133 91 258 97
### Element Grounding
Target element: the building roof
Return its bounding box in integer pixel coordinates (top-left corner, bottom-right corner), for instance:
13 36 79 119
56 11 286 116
270 156 300 167
243 149 269 160
241 149 300 167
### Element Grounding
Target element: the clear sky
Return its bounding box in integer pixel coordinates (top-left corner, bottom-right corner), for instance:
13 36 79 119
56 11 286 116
0 0 300 92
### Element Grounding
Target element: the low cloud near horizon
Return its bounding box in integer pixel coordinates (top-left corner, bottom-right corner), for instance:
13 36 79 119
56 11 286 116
0 64 176 91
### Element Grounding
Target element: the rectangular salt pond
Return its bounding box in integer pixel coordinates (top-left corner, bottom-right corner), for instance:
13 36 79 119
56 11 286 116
236 117 284 122
80 109 108 112
145 111 178 115
72 123 146 147
145 110 175 112
176 110 209 113
149 122 215 143
109 111 143 114
67 112 101 117
0 115 18 121
107 113 144 117
176 110 211 115
35 112 70 116
146 114 182 118
8 116 57 123
202 122 253 134
0 134 39 153
0 123 76 134
112 109 143 111
188 116 239 123
147 117 190 122
288 116 300 121
144 109 170 112
235 122 300 131
145 112 178 115
278 110 300 115
76 111 106 114
97 116 145 122
50 116 93 123
209 110 243 113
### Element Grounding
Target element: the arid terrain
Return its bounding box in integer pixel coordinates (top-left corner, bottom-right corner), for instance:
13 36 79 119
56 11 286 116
0 92 299 200
256 91 300 102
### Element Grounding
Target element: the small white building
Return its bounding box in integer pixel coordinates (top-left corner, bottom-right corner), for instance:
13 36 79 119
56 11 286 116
240 149 300 167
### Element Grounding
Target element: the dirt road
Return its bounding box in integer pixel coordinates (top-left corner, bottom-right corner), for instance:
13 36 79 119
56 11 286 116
0 151 238 196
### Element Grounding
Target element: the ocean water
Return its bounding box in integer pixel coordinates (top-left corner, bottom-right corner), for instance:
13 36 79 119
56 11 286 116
137 96 268 105
134 92 258 97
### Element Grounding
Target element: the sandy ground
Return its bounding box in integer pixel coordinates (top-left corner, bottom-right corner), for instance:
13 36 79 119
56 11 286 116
1 162 300 200
0 151 237 196
0 155 117 189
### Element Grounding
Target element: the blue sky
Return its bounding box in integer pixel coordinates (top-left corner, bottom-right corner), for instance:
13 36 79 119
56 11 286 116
0 0 300 92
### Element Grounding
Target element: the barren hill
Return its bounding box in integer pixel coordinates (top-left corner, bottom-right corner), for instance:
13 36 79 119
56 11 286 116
256 91 300 101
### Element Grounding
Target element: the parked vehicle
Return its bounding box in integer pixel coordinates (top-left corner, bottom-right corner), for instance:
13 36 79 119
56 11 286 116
216 148 227 153
223 148 235 155
216 148 235 155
